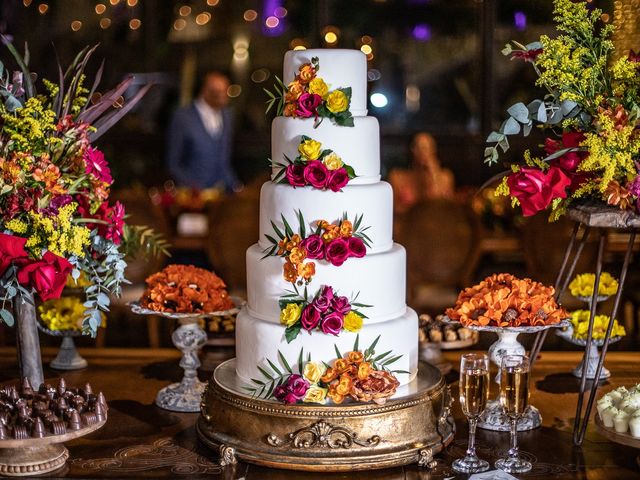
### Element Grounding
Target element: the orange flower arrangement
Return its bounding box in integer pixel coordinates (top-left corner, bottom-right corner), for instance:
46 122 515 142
141 264 233 313
446 273 567 327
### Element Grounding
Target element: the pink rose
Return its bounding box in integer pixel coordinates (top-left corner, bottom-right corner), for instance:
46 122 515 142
312 285 334 313
347 237 366 258
285 164 306 187
303 161 329 189
301 305 322 331
300 234 325 259
17 252 73 301
325 238 350 266
288 374 310 397
0 233 28 276
331 296 351 315
321 311 344 336
273 384 287 401
326 168 349 192
283 392 299 404
506 166 572 217
295 93 323 118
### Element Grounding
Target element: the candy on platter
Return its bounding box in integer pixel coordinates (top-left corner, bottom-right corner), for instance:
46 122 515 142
445 273 567 327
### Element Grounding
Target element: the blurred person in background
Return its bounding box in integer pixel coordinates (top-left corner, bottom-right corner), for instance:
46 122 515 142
167 71 240 192
388 132 455 214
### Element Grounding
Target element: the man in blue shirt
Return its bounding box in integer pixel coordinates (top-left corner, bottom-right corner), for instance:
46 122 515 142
167 71 240 191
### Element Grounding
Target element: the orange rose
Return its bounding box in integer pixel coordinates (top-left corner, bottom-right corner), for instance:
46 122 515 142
286 81 305 102
297 261 315 281
283 260 298 283
277 237 288 255
336 375 353 396
334 358 349 374
357 362 372 380
317 220 330 229
346 351 364 364
288 246 307 265
321 367 338 383
328 384 345 404
283 103 297 117
298 64 316 84
339 220 353 237
322 225 340 242
286 234 302 251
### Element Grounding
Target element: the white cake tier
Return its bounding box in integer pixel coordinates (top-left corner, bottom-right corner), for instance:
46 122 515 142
284 49 368 116
271 116 380 185
246 243 407 323
236 306 419 387
258 181 393 255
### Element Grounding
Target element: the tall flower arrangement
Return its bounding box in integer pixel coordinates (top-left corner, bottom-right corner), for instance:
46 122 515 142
485 0 640 220
0 42 167 335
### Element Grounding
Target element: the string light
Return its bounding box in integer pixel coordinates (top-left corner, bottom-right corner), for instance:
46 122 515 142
324 32 338 44
274 7 287 18
100 17 111 29
71 20 82 31
129 18 141 29
173 18 186 31
127 0 138 5
227 84 242 98
360 44 372 55
179 5 191 16
23 0 33 6
361 35 373 45
207 0 220 5
265 16 279 28
243 9 258 21
95 3 106 14
196 12 211 25
109 0 119 4
37 3 48 14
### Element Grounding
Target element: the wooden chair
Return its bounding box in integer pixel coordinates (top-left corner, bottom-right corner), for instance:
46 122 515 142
399 199 477 316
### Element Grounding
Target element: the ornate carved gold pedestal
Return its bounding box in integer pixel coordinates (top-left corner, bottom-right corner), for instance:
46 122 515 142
197 360 454 471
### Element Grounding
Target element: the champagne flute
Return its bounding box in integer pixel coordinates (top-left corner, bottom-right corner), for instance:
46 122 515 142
496 354 532 473
452 353 490 474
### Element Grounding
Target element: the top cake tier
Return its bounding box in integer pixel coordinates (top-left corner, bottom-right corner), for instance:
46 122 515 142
283 49 368 116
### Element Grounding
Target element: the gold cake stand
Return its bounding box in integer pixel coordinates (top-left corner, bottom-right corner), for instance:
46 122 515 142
197 360 454 471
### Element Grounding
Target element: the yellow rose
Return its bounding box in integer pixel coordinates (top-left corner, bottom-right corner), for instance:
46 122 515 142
343 311 363 332
303 361 327 383
308 77 329 98
303 385 328 404
280 303 302 326
326 90 349 113
322 152 344 171
298 138 322 161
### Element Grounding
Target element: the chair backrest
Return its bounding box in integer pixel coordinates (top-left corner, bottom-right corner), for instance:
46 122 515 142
206 184 261 293
399 199 476 289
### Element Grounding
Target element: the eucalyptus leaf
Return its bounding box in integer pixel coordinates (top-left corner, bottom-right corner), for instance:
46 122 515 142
507 102 530 123
503 117 520 135
537 102 548 123
0 309 14 327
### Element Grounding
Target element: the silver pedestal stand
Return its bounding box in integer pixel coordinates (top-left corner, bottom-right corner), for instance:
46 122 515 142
130 299 242 412
37 327 88 370
446 319 568 431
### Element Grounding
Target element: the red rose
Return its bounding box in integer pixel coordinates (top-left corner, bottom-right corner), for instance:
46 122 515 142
511 48 543 63
17 252 73 301
300 234 324 259
320 311 344 336
0 233 28 276
325 238 350 266
544 131 590 191
303 161 329 189
326 168 349 192
295 93 323 118
301 305 321 331
347 236 366 258
506 166 572 217
285 164 306 187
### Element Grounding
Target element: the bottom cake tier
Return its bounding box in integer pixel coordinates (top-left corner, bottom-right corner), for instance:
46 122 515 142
235 306 419 389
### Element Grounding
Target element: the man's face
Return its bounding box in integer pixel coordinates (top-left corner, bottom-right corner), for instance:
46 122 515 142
201 74 229 109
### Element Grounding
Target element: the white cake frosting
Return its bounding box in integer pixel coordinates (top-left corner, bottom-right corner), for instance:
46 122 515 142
235 49 418 397
271 116 380 185
283 49 368 116
258 181 393 255
236 307 419 386
246 243 407 323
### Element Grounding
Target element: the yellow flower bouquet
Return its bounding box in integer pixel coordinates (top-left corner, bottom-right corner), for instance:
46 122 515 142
569 272 619 298
484 0 640 220
569 310 625 341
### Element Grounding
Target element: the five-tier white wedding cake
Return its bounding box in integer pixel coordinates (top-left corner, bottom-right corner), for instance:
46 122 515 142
236 49 418 403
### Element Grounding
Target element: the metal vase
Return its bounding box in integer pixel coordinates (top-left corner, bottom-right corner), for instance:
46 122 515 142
14 290 44 389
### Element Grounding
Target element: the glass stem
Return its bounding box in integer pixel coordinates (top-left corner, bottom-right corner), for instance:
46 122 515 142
466 417 478 458
509 416 519 459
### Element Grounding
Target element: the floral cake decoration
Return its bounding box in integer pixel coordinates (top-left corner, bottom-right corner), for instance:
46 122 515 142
263 211 371 285
265 57 354 128
271 136 356 190
278 284 370 343
245 335 405 405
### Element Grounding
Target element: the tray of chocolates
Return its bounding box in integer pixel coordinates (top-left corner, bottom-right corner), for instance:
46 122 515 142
0 378 107 447
419 314 479 350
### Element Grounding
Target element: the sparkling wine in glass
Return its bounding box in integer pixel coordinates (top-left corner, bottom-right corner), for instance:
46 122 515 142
496 354 532 474
452 353 490 474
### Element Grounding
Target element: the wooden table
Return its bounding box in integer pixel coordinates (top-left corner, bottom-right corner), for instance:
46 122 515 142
0 348 638 479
